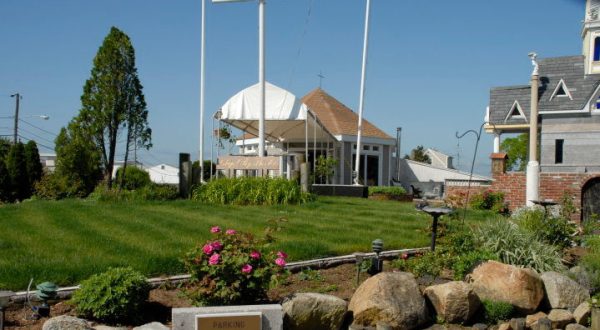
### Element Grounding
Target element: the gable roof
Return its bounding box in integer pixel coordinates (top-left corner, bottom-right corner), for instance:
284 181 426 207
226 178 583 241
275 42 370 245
301 88 393 140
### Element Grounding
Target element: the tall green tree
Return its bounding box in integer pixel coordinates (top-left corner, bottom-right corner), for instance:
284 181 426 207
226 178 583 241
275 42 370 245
405 145 432 164
0 159 10 202
24 140 43 193
6 142 28 201
78 26 150 188
500 133 528 171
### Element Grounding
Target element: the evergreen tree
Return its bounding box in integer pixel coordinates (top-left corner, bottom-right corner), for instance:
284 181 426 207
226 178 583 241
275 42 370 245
78 26 150 188
0 160 10 202
0 139 11 161
24 140 43 193
6 142 28 201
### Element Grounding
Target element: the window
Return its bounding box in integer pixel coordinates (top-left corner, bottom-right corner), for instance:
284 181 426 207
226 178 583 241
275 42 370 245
549 79 572 100
595 37 600 61
363 145 370 151
505 100 525 122
555 139 564 164
372 146 379 151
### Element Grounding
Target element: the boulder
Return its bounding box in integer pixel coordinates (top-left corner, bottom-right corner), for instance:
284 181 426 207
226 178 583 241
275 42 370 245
348 272 430 330
42 316 92 330
468 261 544 313
547 309 575 329
471 323 488 330
565 324 588 330
132 322 170 330
573 301 591 326
569 266 595 293
424 281 480 323
282 292 347 330
525 312 547 328
497 323 510 330
541 271 590 309
508 317 526 330
530 317 552 330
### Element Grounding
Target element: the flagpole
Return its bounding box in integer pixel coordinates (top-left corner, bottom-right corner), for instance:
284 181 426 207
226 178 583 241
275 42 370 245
354 0 372 185
199 0 207 182
258 0 266 158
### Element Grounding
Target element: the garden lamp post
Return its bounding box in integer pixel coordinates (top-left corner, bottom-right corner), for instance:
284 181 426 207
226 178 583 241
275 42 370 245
371 238 384 274
0 291 14 330
34 282 57 318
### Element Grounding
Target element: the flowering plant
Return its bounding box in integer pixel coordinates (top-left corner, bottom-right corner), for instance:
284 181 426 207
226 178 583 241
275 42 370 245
183 226 288 306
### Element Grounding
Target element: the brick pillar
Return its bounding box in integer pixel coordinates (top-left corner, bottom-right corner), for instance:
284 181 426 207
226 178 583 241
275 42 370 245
490 153 508 176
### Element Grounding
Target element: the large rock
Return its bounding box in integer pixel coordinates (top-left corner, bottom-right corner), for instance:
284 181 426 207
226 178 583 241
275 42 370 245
565 324 588 330
541 271 590 309
42 316 92 330
530 317 552 330
424 281 480 323
282 292 347 330
132 322 170 330
547 309 574 329
348 272 430 330
573 301 591 326
468 261 544 313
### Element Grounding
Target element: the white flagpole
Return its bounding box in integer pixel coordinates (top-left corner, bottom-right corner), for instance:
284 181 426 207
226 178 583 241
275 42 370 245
258 0 266 158
354 0 372 185
199 0 207 182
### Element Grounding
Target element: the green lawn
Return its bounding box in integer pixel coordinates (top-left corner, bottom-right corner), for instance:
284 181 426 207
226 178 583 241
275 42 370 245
0 196 494 290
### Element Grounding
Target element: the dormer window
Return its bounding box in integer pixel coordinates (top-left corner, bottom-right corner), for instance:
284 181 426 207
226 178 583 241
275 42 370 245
549 79 573 100
505 100 526 122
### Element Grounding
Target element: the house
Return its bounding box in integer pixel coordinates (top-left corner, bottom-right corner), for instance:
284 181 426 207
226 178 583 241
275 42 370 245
468 0 600 220
146 164 179 185
217 83 397 186
39 153 56 172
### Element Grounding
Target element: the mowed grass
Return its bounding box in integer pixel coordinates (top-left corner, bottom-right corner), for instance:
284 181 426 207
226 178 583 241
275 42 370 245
0 196 493 290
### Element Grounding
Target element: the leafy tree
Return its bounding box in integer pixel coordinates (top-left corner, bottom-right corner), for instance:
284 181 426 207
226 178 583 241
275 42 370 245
6 142 28 201
405 145 431 164
500 133 528 171
193 160 216 182
54 125 102 197
315 155 338 184
78 26 150 188
115 166 150 190
24 140 43 193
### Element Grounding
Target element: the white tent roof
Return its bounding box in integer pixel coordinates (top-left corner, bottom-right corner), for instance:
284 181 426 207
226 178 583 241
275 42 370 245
218 82 334 142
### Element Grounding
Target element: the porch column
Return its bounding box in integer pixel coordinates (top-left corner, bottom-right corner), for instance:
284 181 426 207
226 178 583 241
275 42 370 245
526 53 540 207
493 132 501 153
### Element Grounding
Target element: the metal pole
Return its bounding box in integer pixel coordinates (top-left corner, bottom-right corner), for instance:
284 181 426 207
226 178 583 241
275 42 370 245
396 127 401 181
199 0 206 182
258 0 266 157
354 0 371 185
11 93 20 144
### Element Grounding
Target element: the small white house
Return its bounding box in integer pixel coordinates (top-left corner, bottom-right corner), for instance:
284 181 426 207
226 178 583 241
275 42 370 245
146 164 179 185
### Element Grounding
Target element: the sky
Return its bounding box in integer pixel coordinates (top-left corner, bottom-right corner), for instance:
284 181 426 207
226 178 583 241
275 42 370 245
0 0 585 175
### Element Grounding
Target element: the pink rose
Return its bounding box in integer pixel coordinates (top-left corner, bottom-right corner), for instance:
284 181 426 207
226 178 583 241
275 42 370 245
209 253 220 265
241 264 253 274
210 241 223 251
210 226 221 233
225 229 237 235
250 251 261 260
275 257 286 267
277 251 288 259
401 253 409 260
202 244 213 255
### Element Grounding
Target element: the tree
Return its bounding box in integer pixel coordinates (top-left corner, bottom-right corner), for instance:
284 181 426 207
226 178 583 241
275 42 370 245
6 142 28 201
405 145 431 164
500 133 528 171
78 26 150 188
0 160 10 202
315 155 338 184
24 140 43 194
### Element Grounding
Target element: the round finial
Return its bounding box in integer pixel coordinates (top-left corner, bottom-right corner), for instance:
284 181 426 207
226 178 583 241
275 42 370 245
372 239 384 254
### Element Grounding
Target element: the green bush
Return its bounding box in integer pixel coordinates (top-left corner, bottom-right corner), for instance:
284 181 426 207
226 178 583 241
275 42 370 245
475 219 565 273
183 226 288 306
88 183 178 202
368 186 407 198
115 166 151 190
482 299 514 324
470 190 506 214
35 172 90 200
71 267 150 323
192 177 311 205
452 249 498 280
581 235 600 293
513 208 576 250
392 251 447 279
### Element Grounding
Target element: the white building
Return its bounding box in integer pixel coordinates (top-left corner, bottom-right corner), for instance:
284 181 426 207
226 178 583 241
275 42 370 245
146 164 179 185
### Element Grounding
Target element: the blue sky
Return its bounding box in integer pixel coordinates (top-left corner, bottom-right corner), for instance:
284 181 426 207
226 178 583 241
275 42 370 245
0 0 584 175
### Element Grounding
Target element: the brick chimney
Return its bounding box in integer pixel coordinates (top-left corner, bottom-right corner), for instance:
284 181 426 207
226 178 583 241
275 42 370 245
490 153 508 176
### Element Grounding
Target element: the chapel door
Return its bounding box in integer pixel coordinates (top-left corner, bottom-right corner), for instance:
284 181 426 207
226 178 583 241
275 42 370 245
582 177 600 222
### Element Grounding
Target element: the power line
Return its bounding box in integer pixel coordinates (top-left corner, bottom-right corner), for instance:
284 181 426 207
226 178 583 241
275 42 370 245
19 119 57 137
19 127 55 145
18 135 54 151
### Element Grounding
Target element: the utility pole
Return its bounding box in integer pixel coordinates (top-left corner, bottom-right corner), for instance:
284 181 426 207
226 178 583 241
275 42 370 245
10 93 21 144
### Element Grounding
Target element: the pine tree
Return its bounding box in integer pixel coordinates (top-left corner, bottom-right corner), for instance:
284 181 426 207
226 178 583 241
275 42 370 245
24 140 43 193
0 159 10 202
6 142 28 201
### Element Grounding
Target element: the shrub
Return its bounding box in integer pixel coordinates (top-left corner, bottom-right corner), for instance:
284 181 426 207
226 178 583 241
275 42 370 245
452 249 498 280
581 235 600 293
183 226 288 306
482 299 514 324
368 186 407 198
513 208 576 250
88 183 178 202
392 251 448 279
35 172 89 200
71 267 150 323
192 177 311 205
475 219 565 273
470 190 506 214
115 166 151 190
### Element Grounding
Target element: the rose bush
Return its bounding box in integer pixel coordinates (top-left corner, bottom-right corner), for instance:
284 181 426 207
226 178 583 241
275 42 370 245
183 226 288 306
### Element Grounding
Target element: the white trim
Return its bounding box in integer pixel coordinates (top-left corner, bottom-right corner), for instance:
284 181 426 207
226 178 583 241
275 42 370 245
549 79 573 101
504 100 527 123
539 109 588 115
335 134 396 146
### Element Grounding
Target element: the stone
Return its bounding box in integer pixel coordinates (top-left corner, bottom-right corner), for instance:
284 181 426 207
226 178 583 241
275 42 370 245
541 271 590 309
468 261 544 313
471 324 488 330
172 304 283 330
132 322 170 330
93 326 128 330
565 324 588 330
42 316 92 330
573 301 591 326
547 309 575 329
569 266 595 293
509 317 526 330
530 317 552 330
526 312 547 328
424 281 481 323
282 292 347 330
497 323 510 330
348 272 430 330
